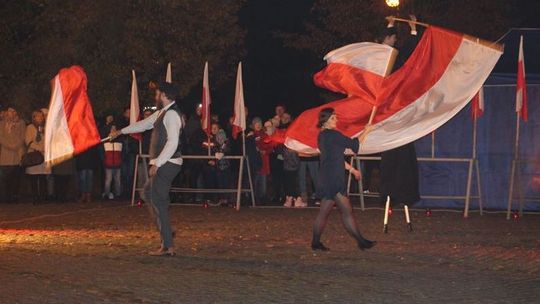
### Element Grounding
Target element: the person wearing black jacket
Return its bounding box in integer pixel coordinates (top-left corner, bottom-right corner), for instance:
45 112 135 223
378 17 421 208
75 146 100 203
183 104 207 203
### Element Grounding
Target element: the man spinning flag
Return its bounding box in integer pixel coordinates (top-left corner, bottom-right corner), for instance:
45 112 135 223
110 81 184 257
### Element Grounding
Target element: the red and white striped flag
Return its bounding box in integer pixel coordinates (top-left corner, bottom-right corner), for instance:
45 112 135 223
284 27 502 154
166 62 172 83
471 86 484 120
516 35 528 122
201 61 212 135
129 70 142 141
232 62 246 140
44 66 101 166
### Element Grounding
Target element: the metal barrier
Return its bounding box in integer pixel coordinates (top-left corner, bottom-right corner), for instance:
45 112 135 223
131 154 255 210
346 155 483 217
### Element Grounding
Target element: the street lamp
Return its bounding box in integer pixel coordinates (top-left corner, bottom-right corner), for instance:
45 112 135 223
385 0 399 8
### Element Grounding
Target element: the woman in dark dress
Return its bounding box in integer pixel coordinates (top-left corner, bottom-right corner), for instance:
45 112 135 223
311 108 376 251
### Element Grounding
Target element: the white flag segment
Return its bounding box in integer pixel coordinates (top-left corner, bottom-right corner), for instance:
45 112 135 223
130 70 139 125
471 86 485 119
315 43 397 100
166 62 172 83
478 87 485 112
201 61 211 135
324 42 398 77
129 70 142 141
45 76 74 164
232 62 246 139
357 36 502 154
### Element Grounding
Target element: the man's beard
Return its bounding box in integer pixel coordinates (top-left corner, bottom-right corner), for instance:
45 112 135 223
155 99 163 110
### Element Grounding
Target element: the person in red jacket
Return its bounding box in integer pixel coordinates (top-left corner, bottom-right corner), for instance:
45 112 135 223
249 117 274 203
102 125 123 200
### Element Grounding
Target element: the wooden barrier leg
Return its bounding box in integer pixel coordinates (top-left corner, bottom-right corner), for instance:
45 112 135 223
236 157 244 211
464 159 474 218
475 160 483 216
346 158 353 196
356 157 365 211
245 156 256 207
507 160 516 220
131 154 139 207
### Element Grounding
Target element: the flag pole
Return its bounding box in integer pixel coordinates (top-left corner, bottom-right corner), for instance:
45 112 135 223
507 112 520 219
431 131 436 158
513 112 521 157
242 130 246 156
472 116 478 159
207 135 211 156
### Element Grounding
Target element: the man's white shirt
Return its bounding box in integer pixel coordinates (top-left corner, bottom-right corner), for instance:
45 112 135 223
121 102 183 167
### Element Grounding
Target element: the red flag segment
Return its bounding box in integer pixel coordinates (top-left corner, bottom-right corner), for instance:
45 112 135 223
516 35 528 122
45 66 100 165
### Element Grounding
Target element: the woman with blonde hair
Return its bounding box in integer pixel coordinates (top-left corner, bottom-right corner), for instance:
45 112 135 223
25 110 49 204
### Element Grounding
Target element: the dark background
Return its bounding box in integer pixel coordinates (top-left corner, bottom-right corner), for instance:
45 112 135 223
1 0 539 121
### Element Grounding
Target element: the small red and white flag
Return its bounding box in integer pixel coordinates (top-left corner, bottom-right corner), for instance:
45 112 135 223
44 66 101 166
471 86 484 120
201 61 212 135
166 62 172 83
516 35 528 122
232 62 246 140
129 70 142 141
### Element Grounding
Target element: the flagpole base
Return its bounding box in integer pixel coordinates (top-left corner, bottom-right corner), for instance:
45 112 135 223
383 224 388 234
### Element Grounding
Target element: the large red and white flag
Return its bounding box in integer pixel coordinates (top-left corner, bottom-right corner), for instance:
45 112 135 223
44 66 101 165
129 69 142 141
166 62 172 83
232 62 246 140
201 61 212 135
285 26 503 154
516 35 528 122
471 86 485 120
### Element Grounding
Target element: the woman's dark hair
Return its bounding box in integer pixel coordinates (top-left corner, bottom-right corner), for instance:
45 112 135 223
317 107 335 128
375 26 397 43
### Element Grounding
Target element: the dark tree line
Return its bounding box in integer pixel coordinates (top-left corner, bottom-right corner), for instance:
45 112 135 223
1 0 537 119
281 0 523 57
0 0 245 117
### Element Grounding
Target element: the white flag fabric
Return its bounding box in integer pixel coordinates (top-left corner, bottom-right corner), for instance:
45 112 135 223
166 62 172 83
232 62 246 139
201 61 211 135
129 70 142 141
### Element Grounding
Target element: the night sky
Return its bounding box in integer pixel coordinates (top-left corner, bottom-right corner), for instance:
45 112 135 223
229 0 540 120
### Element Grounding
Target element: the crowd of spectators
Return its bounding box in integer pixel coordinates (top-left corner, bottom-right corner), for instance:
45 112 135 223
0 104 321 207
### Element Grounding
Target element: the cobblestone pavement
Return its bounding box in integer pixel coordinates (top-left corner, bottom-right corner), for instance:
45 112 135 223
0 202 539 303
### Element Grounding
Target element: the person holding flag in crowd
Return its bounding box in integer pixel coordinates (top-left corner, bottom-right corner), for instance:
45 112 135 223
311 107 376 251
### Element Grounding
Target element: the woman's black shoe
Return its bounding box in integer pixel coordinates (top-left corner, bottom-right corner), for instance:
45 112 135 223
358 239 377 251
311 242 330 251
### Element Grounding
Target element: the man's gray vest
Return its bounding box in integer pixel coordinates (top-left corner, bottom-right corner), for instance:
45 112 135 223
149 103 183 160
